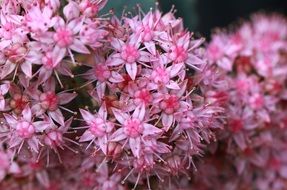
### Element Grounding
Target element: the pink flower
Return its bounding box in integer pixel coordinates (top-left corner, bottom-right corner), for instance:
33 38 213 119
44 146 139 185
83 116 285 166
24 3 57 33
28 78 77 126
79 104 114 154
108 34 151 80
3 106 50 153
111 106 162 158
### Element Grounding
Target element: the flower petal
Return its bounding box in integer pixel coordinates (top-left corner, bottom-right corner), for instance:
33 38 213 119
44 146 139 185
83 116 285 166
58 92 77 105
162 113 174 131
125 63 137 80
132 105 145 121
79 130 95 142
70 39 90 54
80 109 95 124
143 124 162 136
22 106 32 121
112 108 129 125
49 109 65 126
129 137 141 158
110 128 126 142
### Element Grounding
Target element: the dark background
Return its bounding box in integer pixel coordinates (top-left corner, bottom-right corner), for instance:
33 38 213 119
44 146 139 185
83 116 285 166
105 0 287 38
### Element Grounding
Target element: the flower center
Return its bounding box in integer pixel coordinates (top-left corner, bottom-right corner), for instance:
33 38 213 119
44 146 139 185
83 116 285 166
54 27 73 47
134 89 152 105
152 67 169 84
169 45 188 63
120 45 139 63
124 118 143 138
249 93 264 110
16 121 35 139
40 91 59 111
10 94 29 114
229 118 243 133
160 95 180 114
94 64 111 82
89 118 106 137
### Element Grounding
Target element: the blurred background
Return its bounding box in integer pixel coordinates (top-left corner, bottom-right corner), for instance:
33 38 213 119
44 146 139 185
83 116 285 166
104 0 287 38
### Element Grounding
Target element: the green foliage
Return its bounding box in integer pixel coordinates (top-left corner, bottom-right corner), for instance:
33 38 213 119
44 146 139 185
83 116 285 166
102 0 156 16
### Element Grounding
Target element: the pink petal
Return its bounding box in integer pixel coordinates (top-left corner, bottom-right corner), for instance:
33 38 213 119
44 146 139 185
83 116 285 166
125 63 137 80
176 80 187 97
31 104 45 117
143 124 162 136
112 108 129 125
217 57 232 71
53 46 66 65
3 114 17 127
22 106 32 121
28 137 39 153
138 51 151 62
0 83 10 94
80 109 95 124
162 113 173 131
129 137 141 158
0 99 5 110
59 117 73 132
70 39 90 54
67 18 83 34
96 82 105 100
34 121 51 132
166 81 180 90
109 71 124 83
98 136 108 154
234 133 247 150
132 105 145 121
58 92 77 105
186 54 205 70
110 128 126 142
0 62 15 79
98 104 107 120
20 61 32 78
38 68 53 84
43 78 56 92
110 38 124 51
144 41 156 55
79 130 95 142
107 56 125 66
49 109 65 126
168 63 184 77
63 1 80 20
8 162 20 174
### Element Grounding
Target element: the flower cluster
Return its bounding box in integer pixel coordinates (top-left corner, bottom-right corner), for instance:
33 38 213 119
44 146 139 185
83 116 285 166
77 6 223 190
194 14 287 190
0 0 223 189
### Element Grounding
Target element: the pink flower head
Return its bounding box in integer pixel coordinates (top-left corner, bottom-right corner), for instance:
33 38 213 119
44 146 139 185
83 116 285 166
111 105 162 157
108 34 150 80
79 104 114 154
3 106 50 153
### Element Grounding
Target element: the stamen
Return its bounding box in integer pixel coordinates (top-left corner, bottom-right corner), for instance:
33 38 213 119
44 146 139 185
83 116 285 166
121 168 134 184
132 173 141 190
54 70 64 88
